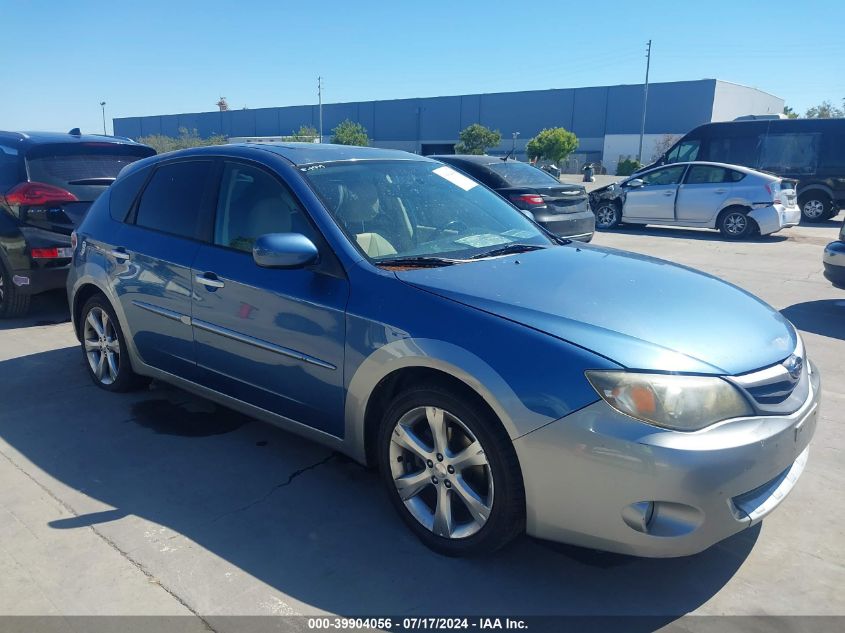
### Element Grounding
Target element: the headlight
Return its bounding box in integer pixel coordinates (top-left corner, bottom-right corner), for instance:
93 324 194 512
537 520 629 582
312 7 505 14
585 370 753 431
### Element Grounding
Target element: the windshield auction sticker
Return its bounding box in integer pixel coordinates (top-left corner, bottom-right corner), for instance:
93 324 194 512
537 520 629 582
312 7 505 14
432 165 478 191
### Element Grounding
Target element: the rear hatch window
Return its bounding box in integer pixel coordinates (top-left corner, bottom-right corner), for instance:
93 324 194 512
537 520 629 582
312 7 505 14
488 161 564 187
25 143 155 202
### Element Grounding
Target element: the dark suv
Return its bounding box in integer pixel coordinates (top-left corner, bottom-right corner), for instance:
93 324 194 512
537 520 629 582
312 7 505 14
0 130 155 317
430 155 594 241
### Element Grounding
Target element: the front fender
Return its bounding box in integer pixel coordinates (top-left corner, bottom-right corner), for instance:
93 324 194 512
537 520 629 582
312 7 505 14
344 337 541 463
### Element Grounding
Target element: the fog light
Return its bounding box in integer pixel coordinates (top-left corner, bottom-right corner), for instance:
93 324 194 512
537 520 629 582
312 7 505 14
622 501 703 537
622 501 654 533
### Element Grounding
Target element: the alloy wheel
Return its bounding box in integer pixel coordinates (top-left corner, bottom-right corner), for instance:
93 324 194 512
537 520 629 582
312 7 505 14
0 271 5 308
724 212 748 235
803 199 825 219
389 406 494 539
83 306 121 385
595 205 618 228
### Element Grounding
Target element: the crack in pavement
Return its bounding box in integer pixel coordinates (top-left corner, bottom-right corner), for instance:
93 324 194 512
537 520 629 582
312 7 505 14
208 453 337 524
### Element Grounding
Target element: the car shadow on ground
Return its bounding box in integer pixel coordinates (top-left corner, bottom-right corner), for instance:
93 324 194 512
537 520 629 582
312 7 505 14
781 299 845 341
0 289 70 331
0 345 760 624
604 225 789 243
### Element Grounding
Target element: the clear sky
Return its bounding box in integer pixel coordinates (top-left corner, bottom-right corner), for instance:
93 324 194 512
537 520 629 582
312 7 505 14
2 0 843 135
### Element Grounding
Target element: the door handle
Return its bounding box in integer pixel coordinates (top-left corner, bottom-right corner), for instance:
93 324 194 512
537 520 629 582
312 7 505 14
663 191 674 196
195 273 225 289
714 189 727 194
110 248 130 262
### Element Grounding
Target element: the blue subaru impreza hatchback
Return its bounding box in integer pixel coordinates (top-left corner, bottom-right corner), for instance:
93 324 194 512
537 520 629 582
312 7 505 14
68 143 819 557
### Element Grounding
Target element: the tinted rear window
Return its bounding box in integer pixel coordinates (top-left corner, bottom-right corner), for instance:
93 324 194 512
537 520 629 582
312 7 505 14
25 143 154 194
487 162 562 187
135 161 213 239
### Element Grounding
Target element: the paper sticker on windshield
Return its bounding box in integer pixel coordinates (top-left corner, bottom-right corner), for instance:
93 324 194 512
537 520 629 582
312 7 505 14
455 234 511 248
432 166 477 191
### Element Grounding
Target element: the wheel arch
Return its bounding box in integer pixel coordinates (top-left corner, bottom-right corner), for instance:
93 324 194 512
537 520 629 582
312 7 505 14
71 282 109 340
344 338 528 467
797 183 834 202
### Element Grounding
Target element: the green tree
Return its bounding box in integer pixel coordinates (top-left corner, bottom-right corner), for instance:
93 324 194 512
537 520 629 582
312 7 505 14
805 100 844 119
138 127 226 153
616 158 642 177
526 127 579 164
293 124 318 141
331 119 369 146
782 105 799 119
454 124 501 155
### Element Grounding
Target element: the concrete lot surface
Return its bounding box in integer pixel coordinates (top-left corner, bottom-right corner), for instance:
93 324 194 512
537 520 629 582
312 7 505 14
0 215 843 630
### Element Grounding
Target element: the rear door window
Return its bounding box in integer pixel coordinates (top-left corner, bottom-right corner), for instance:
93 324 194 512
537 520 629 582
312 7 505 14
684 165 734 184
135 161 214 239
25 143 155 201
758 133 820 175
109 166 152 222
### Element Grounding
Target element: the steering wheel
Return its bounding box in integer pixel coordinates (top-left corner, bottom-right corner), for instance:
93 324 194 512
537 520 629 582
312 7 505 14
437 219 469 236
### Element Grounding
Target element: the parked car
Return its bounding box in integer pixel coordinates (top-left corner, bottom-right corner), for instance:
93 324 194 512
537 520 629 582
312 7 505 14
590 161 800 239
641 118 845 222
823 219 845 288
430 154 594 241
68 143 818 558
0 129 155 317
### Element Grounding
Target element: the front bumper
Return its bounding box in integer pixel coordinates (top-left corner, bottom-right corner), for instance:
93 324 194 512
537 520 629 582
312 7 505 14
514 361 820 557
823 240 845 288
749 204 800 235
533 208 595 241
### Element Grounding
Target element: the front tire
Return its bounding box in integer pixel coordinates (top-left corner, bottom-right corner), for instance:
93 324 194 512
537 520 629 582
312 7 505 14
377 384 524 557
800 193 833 223
594 202 622 230
80 295 147 392
0 259 31 319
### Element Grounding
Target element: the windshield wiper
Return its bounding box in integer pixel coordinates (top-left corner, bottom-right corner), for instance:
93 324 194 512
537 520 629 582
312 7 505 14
376 256 464 268
468 243 547 260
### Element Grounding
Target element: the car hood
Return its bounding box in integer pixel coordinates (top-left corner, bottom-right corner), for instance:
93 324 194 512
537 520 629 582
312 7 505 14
395 245 796 375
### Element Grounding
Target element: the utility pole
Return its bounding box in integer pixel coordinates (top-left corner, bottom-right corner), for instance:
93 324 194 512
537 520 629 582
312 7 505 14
100 101 107 135
318 76 323 143
637 40 652 164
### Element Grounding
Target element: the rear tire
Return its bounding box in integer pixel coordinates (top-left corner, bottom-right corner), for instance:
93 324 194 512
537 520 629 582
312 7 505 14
799 193 833 223
377 383 525 557
718 208 753 240
594 202 622 230
0 259 31 319
80 295 148 392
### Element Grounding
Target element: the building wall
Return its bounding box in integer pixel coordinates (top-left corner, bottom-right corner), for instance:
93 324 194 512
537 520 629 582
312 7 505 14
115 79 782 174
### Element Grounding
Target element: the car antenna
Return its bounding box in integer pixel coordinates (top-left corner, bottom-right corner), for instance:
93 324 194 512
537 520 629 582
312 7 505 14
501 149 513 161
68 128 81 136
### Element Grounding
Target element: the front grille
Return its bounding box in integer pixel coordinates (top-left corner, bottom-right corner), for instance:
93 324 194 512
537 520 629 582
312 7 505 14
728 338 809 415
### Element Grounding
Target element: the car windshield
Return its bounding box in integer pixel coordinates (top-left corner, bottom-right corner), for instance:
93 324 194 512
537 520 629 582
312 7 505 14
487 161 562 187
302 160 552 262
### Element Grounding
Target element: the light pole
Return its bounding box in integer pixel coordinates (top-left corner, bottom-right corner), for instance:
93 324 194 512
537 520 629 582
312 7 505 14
317 76 323 143
512 131 520 157
637 40 652 164
100 101 107 135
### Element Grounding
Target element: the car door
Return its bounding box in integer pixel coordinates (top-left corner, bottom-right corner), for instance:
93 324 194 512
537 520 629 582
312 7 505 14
109 159 215 378
622 165 687 220
675 165 735 223
191 160 349 437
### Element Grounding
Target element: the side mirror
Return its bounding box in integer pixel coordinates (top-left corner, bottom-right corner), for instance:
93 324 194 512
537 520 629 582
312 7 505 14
627 178 644 188
253 233 319 269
